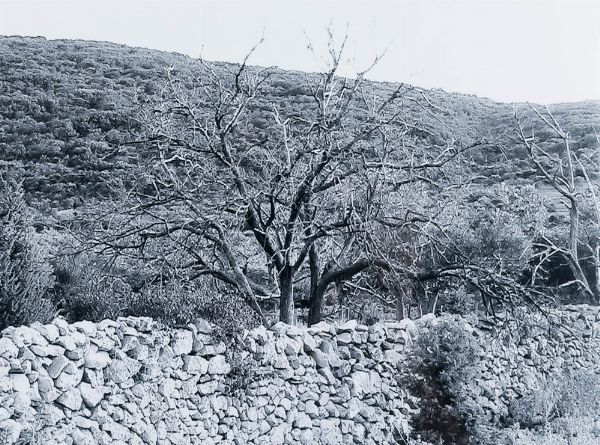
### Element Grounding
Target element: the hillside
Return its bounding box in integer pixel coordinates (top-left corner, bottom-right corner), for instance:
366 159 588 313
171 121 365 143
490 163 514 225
2 36 598 211
1 35 600 335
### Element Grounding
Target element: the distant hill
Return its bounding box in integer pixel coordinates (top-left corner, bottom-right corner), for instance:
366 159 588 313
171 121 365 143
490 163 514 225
1 36 598 211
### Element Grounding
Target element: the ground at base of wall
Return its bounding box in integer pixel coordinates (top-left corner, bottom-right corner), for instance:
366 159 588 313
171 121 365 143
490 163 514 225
493 416 600 445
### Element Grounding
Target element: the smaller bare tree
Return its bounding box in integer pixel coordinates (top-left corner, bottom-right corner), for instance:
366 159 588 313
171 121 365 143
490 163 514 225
516 105 600 303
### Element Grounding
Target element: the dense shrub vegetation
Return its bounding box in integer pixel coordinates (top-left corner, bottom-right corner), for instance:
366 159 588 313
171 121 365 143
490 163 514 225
407 318 483 444
0 172 56 330
503 370 600 444
2 37 598 209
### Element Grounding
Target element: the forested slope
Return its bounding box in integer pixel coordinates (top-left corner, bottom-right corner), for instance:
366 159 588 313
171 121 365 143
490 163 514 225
2 36 598 211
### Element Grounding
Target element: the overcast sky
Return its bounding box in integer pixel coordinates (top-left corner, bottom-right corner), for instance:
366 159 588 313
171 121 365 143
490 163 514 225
1 0 599 104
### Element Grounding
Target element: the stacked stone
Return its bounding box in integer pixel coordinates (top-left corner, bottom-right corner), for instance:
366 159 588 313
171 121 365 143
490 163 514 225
237 319 417 444
3 306 599 444
0 315 417 444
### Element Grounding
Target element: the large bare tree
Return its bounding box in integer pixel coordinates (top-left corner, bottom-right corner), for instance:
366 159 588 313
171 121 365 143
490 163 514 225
89 38 469 325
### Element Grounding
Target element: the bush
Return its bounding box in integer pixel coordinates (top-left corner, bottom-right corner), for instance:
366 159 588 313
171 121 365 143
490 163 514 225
0 173 56 330
470 370 600 444
224 350 268 396
506 420 600 445
124 281 261 330
436 287 483 315
55 260 131 322
55 249 261 331
406 317 484 445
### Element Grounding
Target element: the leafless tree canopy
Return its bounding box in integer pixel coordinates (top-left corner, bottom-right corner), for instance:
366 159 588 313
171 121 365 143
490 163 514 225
81 37 496 325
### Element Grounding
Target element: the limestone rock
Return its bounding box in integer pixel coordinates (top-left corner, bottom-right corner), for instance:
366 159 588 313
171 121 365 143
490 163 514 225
0 338 19 359
183 356 209 375
84 350 111 369
106 357 141 384
338 320 357 332
33 323 60 343
0 419 22 445
193 318 213 335
47 355 72 378
207 355 230 375
57 387 83 411
172 330 194 356
336 332 353 345
312 350 329 368
73 321 98 337
9 374 29 393
158 378 177 398
269 424 288 444
80 382 104 407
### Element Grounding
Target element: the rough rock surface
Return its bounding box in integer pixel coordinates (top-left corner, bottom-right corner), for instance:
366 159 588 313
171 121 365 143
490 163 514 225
0 305 599 444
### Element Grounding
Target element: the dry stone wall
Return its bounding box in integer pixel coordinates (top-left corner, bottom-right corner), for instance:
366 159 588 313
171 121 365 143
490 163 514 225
0 316 417 444
1 305 600 444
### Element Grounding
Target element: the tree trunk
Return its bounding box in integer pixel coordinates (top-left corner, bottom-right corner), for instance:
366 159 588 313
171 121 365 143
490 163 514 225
395 293 405 321
279 267 295 325
307 244 323 326
307 282 326 326
216 232 267 324
307 258 389 326
590 245 600 304
566 203 595 302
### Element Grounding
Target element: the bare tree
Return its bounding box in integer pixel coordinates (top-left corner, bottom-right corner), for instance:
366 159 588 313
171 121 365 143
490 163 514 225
516 105 600 303
87 35 469 325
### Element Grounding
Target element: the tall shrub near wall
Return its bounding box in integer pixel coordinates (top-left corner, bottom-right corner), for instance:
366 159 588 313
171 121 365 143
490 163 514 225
407 307 600 444
0 174 55 331
406 316 483 444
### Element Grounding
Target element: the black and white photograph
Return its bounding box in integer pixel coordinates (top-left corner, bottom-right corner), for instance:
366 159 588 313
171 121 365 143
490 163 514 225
0 0 599 443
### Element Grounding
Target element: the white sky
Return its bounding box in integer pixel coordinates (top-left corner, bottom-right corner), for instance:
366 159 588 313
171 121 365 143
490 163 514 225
0 0 599 104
